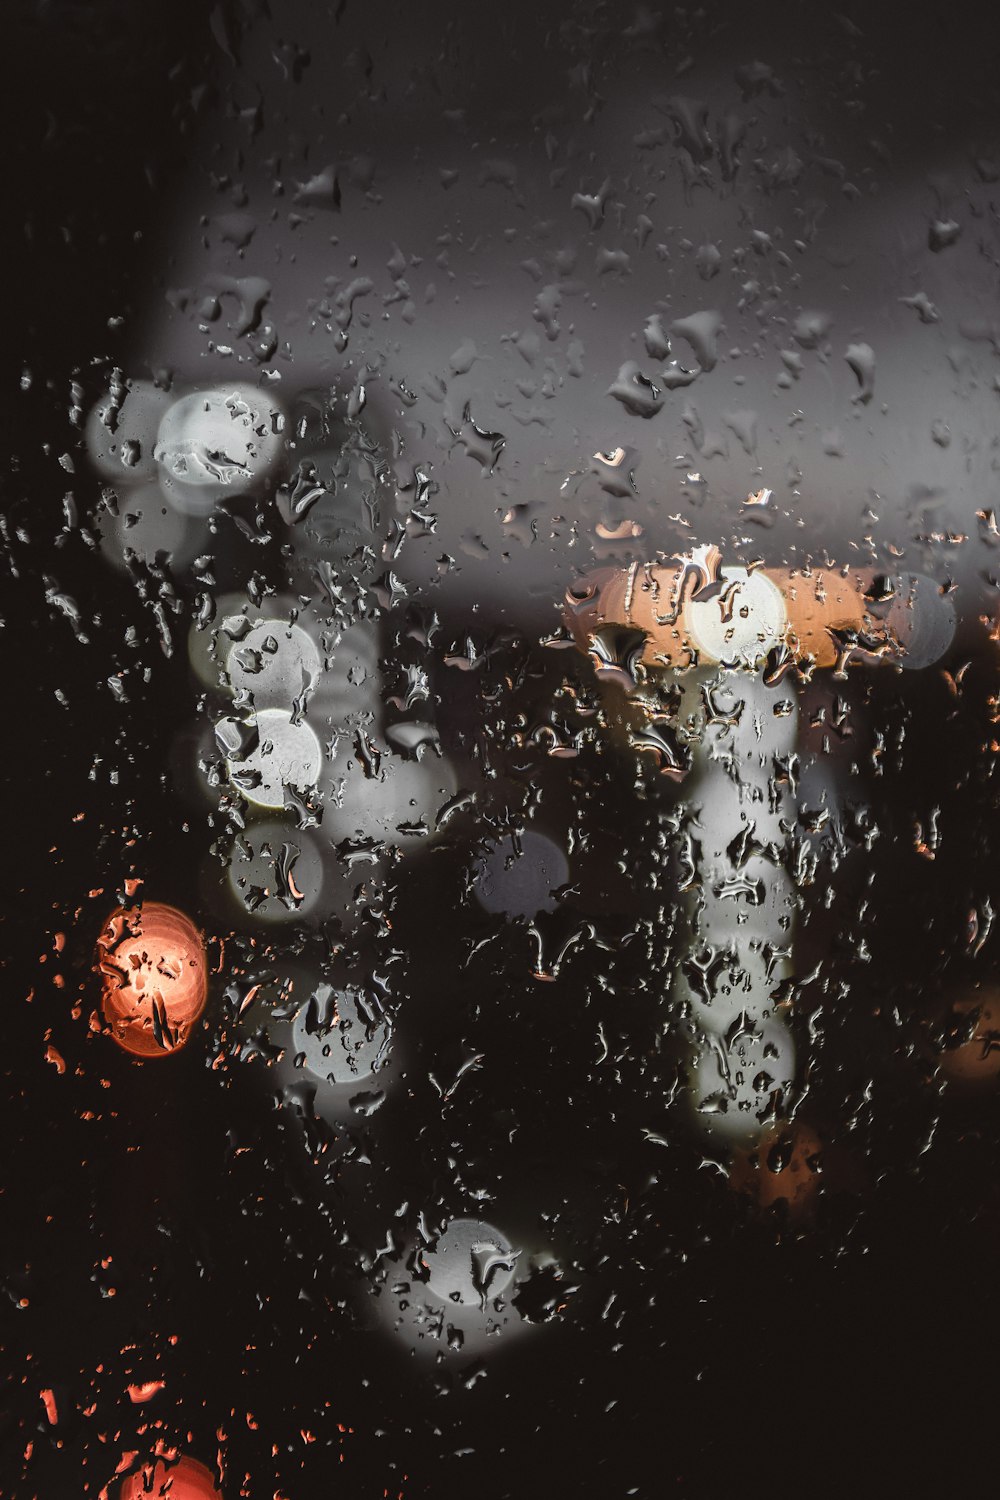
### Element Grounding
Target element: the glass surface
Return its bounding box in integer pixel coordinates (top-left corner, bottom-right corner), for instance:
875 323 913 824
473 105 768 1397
7 0 1000 1493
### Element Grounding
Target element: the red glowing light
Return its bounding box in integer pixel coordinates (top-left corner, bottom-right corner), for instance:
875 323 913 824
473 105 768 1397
96 903 208 1058
118 1455 221 1499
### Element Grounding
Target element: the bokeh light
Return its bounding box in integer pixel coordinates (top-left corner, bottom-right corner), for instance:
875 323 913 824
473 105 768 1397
472 830 569 918
154 383 285 513
421 1217 520 1308
118 1455 221 1499
221 706 322 810
95 902 208 1058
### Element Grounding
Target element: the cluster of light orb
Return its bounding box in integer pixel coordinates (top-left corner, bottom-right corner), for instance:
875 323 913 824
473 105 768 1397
87 380 968 1498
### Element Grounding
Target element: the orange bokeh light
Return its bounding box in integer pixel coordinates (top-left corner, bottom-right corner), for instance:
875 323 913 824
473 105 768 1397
729 1122 824 1218
118 1456 221 1499
937 993 1000 1084
563 560 877 672
96 902 208 1058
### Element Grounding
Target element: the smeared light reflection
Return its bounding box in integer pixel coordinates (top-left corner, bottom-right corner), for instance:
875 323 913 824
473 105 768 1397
96 903 208 1058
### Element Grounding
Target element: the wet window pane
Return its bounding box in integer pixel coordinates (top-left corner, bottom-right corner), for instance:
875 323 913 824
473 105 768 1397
9 1 1000 1493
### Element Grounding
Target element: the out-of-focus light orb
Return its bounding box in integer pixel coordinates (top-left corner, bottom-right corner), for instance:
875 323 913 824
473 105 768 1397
938 993 1000 1083
326 750 459 849
290 985 391 1086
97 481 199 573
232 968 399 1120
96 903 208 1058
225 821 326 923
884 571 956 669
690 1018 796 1142
118 1455 221 1499
223 707 322 809
86 379 172 482
187 591 302 694
309 618 380 721
472 830 569 918
422 1218 520 1308
729 1121 823 1216
154 383 285 513
373 1215 530 1357
224 618 322 705
684 566 787 669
